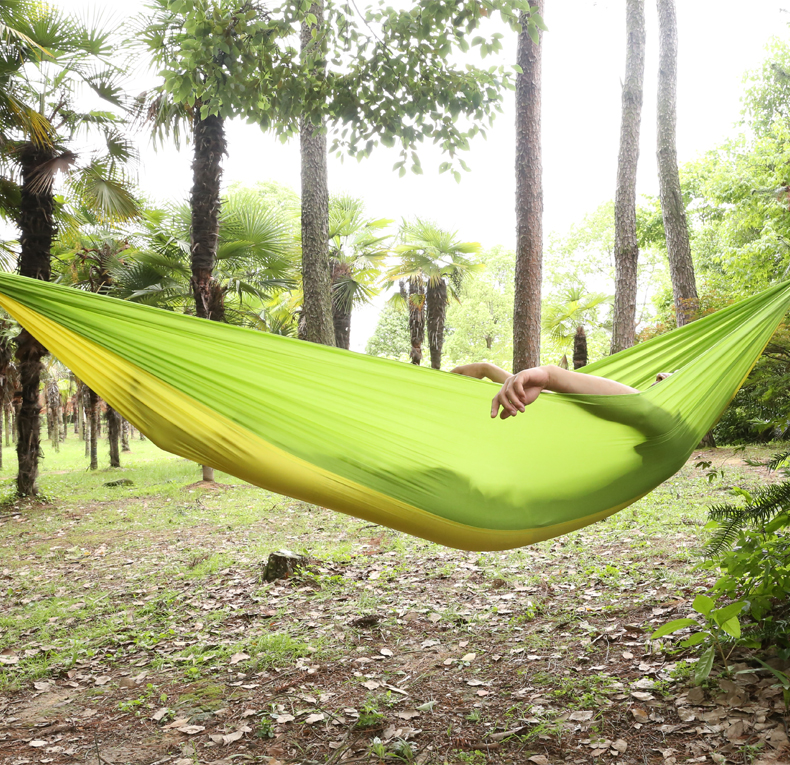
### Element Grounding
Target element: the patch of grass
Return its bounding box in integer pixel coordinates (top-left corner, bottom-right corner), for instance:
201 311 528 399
246 632 315 670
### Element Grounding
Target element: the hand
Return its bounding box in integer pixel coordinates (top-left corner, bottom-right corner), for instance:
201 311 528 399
451 363 486 379
491 367 550 419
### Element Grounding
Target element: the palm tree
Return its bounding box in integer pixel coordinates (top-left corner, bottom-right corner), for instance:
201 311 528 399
327 195 391 349
387 220 481 369
542 286 610 368
65 193 299 328
1 4 138 495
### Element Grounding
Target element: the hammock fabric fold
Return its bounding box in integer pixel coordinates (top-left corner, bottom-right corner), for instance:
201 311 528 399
0 273 788 551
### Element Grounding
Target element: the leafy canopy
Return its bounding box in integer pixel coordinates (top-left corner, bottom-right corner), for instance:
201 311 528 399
136 0 545 175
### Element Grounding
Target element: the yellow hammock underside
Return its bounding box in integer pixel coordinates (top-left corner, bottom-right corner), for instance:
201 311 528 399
0 274 788 551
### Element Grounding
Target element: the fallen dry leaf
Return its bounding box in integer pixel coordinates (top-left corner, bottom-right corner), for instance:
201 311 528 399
178 724 205 735
163 717 190 729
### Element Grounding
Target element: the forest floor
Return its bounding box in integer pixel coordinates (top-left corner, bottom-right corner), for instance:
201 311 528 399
0 437 788 765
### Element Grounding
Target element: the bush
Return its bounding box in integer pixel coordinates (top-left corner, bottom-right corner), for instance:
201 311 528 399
701 451 790 649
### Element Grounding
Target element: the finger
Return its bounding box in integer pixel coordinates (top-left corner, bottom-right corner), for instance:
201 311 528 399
501 392 519 417
510 377 527 410
491 396 500 418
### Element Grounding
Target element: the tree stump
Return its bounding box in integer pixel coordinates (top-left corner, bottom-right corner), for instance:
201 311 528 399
261 550 308 582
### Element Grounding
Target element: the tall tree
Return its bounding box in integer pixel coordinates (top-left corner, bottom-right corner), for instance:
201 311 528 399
299 2 334 346
140 0 290 482
387 220 480 369
611 0 645 354
513 0 546 372
296 0 543 346
1 5 137 495
656 0 697 326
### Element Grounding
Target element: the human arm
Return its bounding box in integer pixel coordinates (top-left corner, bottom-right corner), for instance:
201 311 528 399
491 365 638 419
450 362 512 384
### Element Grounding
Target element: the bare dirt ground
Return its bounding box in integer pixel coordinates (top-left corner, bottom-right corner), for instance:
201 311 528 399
0 448 788 765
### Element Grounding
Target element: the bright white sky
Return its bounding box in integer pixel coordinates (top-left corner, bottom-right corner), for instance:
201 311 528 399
35 0 790 348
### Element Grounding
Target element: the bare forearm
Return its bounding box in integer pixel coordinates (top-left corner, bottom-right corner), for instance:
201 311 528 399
490 364 637 419
451 362 512 383
542 365 637 396
479 363 511 383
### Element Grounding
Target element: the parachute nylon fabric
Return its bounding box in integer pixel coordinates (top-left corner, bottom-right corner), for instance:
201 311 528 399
0 273 788 552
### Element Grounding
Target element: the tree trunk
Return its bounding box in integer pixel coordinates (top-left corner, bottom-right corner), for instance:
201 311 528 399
657 0 697 327
573 325 588 369
3 405 9 448
15 142 55 496
426 279 448 370
106 405 121 468
121 418 131 452
330 259 352 349
190 110 227 484
611 0 645 355
407 277 426 365
46 380 59 452
299 1 335 348
190 112 226 324
88 389 99 470
513 1 544 372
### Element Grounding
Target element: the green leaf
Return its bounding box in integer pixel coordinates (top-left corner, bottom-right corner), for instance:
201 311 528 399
719 617 741 639
712 601 745 627
650 618 698 639
692 595 715 617
531 12 548 31
694 646 715 685
680 632 709 648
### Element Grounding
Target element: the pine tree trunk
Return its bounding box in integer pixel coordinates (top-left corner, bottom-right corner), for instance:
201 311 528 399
657 0 697 327
407 277 426 366
106 406 121 468
299 1 335 348
121 418 131 452
190 110 227 484
611 0 645 355
573 326 588 369
88 389 99 471
513 1 544 372
426 279 448 370
16 142 55 496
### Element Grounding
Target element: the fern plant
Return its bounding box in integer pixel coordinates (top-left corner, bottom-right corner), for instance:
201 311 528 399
703 452 790 632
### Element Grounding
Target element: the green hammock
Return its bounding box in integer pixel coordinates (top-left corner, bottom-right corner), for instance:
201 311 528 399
0 273 787 551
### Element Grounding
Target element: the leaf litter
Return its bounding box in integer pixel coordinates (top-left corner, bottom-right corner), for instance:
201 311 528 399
0 448 788 764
